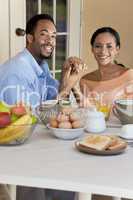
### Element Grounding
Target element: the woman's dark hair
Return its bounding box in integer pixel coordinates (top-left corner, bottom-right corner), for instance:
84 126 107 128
90 27 120 48
26 14 55 34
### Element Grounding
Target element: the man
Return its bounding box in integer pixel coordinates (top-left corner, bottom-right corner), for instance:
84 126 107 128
0 14 59 107
0 14 88 108
0 14 86 200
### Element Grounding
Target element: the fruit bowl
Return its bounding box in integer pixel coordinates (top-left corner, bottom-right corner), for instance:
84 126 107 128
47 125 84 140
0 101 37 145
0 123 36 145
0 114 37 146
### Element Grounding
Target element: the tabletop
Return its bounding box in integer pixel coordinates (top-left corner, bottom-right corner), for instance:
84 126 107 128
0 125 133 199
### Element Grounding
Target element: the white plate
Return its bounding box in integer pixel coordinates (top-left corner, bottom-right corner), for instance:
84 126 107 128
75 138 127 156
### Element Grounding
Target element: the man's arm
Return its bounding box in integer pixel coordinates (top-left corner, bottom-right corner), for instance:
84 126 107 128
0 75 41 108
44 64 59 100
46 77 59 100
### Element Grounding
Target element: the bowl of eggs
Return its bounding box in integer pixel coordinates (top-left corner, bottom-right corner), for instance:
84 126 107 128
48 110 85 140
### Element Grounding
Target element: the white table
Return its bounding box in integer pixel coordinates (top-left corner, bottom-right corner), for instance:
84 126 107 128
0 125 133 200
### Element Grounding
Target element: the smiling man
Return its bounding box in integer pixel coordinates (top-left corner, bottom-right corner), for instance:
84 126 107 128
0 14 88 109
0 14 77 200
0 14 59 108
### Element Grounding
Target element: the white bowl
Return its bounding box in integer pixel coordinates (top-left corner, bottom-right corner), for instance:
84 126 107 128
120 124 133 139
114 99 133 124
48 125 84 140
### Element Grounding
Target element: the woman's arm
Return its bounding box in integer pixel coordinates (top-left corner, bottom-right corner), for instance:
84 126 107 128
72 79 93 107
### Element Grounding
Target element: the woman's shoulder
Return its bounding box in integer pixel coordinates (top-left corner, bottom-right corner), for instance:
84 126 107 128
123 67 133 77
127 67 133 73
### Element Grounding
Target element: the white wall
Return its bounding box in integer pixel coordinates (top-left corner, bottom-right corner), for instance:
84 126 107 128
81 0 133 71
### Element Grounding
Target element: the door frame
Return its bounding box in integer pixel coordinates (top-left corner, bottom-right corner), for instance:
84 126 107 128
10 0 82 58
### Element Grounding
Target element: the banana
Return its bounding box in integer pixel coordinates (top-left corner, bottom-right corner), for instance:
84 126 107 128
0 114 32 142
0 125 31 144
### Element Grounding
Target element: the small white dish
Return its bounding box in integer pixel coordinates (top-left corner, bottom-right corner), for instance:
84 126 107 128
41 100 58 108
47 124 84 140
120 124 133 139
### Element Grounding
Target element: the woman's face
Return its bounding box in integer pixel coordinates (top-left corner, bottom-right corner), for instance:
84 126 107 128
92 32 120 66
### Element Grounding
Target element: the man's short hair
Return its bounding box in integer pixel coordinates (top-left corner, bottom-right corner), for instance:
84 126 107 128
26 14 55 34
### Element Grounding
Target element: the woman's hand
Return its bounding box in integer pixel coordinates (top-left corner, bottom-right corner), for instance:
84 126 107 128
59 57 88 98
62 56 88 78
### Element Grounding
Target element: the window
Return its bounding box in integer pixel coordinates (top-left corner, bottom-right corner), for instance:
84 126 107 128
10 0 81 79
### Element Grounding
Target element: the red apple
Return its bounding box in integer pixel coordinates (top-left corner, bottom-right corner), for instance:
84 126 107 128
11 105 27 117
0 112 11 128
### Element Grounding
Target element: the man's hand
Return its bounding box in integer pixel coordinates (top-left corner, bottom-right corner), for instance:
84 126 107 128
59 57 88 95
62 56 88 77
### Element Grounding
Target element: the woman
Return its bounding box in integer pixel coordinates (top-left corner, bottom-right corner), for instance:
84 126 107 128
60 27 133 120
79 27 133 118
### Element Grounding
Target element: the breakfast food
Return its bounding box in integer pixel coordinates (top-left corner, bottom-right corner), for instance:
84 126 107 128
49 118 58 128
79 134 127 151
57 113 69 122
0 114 32 143
108 136 127 150
0 101 37 144
58 121 72 129
79 135 112 151
72 120 81 128
49 109 83 129
70 112 80 122
60 106 74 114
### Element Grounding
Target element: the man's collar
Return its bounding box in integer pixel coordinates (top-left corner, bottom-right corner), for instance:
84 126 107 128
24 48 46 77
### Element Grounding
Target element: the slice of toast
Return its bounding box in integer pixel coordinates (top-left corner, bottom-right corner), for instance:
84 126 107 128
79 135 112 151
107 136 127 150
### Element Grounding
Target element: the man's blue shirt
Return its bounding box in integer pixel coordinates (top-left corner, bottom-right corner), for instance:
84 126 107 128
0 48 59 107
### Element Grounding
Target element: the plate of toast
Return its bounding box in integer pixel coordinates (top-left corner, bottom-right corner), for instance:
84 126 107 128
75 134 128 155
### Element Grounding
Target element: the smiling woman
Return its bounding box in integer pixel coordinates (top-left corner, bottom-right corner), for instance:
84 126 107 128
70 27 133 121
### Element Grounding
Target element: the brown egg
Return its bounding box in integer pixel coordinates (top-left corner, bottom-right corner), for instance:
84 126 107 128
72 120 82 128
69 112 80 122
57 113 69 122
60 106 74 114
49 116 57 121
58 121 72 129
49 119 58 128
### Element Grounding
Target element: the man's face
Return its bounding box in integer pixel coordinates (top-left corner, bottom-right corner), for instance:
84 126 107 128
27 19 56 60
